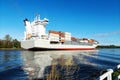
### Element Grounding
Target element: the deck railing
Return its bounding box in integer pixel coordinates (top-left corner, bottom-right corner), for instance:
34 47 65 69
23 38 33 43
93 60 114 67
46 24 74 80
97 64 120 80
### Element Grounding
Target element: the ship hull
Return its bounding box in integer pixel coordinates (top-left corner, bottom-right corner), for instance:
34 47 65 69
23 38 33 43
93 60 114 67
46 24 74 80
21 39 97 51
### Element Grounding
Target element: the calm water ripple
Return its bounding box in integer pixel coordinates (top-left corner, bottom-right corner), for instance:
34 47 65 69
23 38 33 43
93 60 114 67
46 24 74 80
0 49 120 80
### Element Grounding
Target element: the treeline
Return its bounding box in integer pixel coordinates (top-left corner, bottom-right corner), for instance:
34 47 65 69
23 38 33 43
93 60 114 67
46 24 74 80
97 45 120 48
0 34 21 48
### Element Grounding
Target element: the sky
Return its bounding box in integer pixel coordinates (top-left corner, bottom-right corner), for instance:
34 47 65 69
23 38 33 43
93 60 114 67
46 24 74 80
0 0 120 45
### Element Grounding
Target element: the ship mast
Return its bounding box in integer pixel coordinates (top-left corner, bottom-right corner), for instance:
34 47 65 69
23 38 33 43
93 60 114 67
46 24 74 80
34 14 40 21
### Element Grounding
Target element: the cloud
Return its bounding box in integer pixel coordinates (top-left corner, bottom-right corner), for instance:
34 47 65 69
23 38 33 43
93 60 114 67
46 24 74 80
93 30 120 37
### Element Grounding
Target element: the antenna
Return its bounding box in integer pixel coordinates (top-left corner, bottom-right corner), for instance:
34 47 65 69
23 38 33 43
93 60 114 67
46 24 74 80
35 14 40 21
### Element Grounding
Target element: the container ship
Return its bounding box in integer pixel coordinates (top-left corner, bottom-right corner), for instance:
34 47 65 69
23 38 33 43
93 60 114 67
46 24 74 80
21 14 99 50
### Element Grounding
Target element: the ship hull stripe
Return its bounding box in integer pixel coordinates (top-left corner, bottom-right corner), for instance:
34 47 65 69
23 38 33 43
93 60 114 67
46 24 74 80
29 47 95 51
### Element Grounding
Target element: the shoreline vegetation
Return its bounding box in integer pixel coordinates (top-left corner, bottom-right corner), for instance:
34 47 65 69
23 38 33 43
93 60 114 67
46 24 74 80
0 34 21 49
96 45 120 48
0 48 23 50
0 34 120 50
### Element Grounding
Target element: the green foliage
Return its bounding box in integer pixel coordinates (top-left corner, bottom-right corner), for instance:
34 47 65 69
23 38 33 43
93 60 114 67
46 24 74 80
112 70 120 80
12 39 21 48
0 34 21 48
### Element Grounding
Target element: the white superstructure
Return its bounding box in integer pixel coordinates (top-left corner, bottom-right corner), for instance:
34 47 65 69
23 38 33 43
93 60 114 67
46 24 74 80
23 14 48 40
21 14 98 50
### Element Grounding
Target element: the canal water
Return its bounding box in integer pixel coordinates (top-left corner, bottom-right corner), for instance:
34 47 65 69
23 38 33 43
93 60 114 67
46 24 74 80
0 49 120 80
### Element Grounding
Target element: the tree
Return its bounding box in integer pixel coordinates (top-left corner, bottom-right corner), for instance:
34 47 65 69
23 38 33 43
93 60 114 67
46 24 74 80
4 34 12 42
0 34 21 48
12 39 21 48
0 39 2 48
3 34 12 48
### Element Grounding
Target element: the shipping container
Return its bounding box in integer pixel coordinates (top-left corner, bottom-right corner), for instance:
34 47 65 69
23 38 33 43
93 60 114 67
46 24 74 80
49 30 59 34
71 37 77 41
88 39 94 43
83 38 88 40
59 37 65 42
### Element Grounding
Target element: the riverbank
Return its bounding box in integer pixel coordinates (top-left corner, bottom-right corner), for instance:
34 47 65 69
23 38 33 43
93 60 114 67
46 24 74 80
0 48 24 50
97 45 120 48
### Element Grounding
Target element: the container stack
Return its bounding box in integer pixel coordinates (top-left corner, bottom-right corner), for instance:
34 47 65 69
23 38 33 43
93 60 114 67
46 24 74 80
71 37 77 41
49 30 60 42
82 38 88 43
59 32 65 42
64 32 71 41
49 30 73 42
88 39 94 43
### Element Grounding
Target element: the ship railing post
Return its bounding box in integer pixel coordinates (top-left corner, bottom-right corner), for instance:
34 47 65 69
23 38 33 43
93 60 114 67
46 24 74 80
107 69 113 80
97 69 113 80
116 64 120 80
117 64 120 69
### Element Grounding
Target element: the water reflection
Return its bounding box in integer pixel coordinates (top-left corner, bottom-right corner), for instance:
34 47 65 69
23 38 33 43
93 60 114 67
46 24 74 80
21 50 99 80
0 50 22 72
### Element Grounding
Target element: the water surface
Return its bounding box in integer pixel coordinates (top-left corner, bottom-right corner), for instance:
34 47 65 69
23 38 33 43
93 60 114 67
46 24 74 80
0 49 120 80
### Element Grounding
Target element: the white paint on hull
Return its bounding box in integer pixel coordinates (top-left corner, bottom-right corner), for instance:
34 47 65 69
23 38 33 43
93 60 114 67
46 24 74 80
21 39 97 50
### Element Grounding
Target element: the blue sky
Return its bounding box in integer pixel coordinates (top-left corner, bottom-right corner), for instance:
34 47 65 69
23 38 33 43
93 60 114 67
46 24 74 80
0 0 120 45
